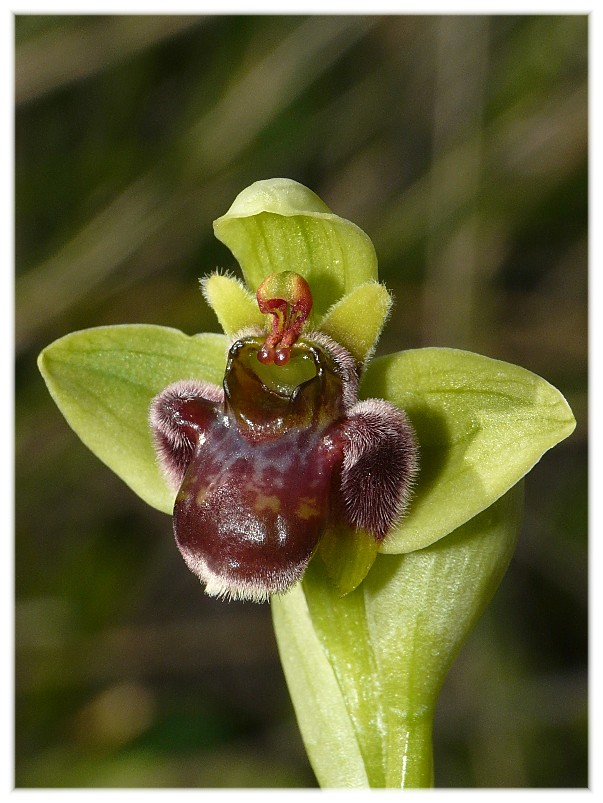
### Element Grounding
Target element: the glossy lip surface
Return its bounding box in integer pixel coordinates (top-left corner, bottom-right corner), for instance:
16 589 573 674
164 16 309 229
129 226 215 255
173 336 349 600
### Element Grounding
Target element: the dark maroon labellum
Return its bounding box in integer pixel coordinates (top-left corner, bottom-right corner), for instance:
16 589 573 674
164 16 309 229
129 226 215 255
174 338 346 601
150 272 418 602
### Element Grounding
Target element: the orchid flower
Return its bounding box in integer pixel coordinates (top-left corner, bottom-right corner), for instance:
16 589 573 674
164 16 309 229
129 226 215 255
38 178 575 788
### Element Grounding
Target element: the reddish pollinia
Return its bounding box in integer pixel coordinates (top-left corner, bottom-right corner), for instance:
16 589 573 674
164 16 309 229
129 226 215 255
255 271 313 365
150 272 418 601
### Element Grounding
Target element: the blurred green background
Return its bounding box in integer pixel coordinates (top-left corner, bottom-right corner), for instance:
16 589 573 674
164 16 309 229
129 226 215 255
15 14 587 788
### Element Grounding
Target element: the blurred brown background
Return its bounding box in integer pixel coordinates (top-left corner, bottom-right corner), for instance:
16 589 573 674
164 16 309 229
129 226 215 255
15 15 587 787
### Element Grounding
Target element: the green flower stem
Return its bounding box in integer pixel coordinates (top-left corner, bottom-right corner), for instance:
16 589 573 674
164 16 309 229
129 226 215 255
387 714 434 788
273 484 524 788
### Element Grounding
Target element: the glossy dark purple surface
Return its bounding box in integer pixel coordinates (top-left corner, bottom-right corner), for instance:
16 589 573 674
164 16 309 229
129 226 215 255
150 332 418 600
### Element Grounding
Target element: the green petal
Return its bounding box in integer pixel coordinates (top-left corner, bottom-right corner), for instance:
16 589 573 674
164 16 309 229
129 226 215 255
318 281 392 364
360 347 576 554
201 272 264 336
273 484 523 789
213 178 378 322
37 324 228 514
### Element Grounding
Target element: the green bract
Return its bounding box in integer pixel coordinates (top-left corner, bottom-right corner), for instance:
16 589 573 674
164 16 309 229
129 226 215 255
37 178 576 788
273 483 524 787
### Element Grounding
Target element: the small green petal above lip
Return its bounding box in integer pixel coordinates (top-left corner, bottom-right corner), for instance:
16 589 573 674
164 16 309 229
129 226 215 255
360 347 576 554
213 178 378 322
201 272 264 336
318 281 392 364
37 325 228 515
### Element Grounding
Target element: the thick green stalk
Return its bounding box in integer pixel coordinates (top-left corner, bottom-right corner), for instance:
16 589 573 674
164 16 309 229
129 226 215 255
386 714 434 788
272 484 524 788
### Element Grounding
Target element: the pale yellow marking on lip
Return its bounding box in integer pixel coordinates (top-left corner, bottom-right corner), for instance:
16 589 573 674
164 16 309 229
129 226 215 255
296 496 320 520
255 494 281 514
196 487 209 506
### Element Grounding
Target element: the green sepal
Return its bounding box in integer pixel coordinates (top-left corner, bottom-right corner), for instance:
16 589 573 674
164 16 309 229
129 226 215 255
37 324 228 514
359 347 576 554
213 178 378 322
